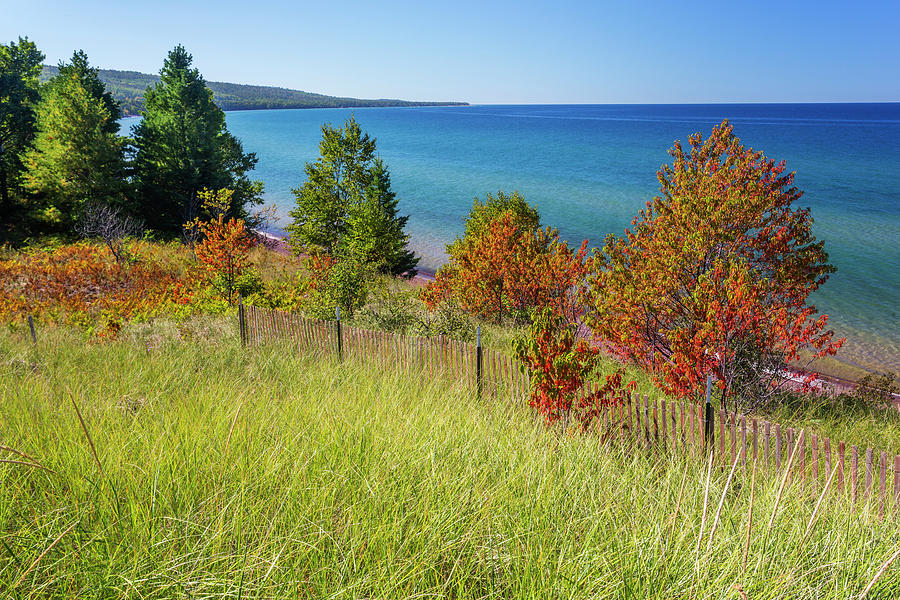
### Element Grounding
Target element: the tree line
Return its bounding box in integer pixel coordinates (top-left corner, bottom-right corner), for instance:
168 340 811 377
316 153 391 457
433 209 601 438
1 38 264 242
39 64 468 116
0 36 419 306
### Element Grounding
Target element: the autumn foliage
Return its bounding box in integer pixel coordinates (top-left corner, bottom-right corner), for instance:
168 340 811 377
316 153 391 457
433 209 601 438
0 242 184 334
422 211 589 324
194 215 255 304
514 308 634 429
583 120 843 409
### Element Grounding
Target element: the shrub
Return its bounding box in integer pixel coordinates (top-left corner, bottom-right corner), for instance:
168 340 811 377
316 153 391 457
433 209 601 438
514 308 634 430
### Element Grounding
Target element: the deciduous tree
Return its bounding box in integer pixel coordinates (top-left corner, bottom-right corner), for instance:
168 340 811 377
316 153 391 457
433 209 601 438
195 214 255 304
423 193 587 324
583 120 843 410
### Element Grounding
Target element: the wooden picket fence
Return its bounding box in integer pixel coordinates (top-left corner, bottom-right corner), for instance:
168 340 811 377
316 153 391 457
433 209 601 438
240 303 900 518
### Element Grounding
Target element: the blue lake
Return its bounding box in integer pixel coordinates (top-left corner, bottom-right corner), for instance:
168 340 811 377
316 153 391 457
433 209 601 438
122 103 900 373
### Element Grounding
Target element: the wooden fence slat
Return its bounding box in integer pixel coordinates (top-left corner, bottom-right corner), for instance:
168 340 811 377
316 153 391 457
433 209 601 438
626 394 633 439
895 455 900 514
718 409 725 463
866 448 874 500
644 395 651 447
752 418 758 463
741 416 747 468
661 399 667 448
634 395 642 445
838 441 845 492
852 446 859 504
787 428 795 484
775 424 782 471
811 434 819 485
671 401 677 453
880 451 887 518
697 403 704 448
727 413 735 466
799 430 806 489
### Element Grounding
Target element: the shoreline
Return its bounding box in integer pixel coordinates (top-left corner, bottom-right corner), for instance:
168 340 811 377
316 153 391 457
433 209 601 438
255 229 437 286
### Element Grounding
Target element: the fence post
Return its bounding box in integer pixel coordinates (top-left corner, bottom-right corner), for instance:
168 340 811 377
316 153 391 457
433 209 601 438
705 374 714 452
238 296 247 348
476 326 483 399
27 315 37 345
336 306 343 362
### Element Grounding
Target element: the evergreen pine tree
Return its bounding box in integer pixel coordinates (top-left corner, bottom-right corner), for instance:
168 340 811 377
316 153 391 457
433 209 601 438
344 158 418 276
0 37 44 239
22 66 127 230
131 45 261 234
288 116 417 277
46 50 121 133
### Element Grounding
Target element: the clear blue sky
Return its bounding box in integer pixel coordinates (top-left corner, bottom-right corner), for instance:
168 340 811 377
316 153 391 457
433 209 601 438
4 0 898 104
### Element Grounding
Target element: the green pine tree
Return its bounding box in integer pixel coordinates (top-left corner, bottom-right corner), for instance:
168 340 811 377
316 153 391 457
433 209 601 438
0 37 44 239
343 158 418 276
45 50 121 134
288 116 418 276
131 45 261 234
22 67 127 230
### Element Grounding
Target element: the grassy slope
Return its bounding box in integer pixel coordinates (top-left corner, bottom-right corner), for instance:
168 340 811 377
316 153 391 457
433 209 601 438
1 324 899 598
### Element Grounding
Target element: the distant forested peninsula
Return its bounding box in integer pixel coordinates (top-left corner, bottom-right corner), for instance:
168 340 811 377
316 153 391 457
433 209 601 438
39 65 468 115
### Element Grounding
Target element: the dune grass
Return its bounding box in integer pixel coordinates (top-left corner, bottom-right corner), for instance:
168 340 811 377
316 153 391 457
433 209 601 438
1 324 899 598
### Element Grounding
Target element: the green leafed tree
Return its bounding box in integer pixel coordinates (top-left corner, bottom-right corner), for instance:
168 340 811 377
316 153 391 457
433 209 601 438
287 116 418 277
0 37 44 238
131 45 262 234
22 53 127 230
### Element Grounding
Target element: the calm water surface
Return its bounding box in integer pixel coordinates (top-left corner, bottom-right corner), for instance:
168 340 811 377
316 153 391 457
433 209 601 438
121 103 900 373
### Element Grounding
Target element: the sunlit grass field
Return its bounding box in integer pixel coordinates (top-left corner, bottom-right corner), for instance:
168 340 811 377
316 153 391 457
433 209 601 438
1 324 899 598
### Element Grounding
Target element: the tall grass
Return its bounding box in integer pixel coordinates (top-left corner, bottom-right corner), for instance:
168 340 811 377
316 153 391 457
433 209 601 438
1 324 898 598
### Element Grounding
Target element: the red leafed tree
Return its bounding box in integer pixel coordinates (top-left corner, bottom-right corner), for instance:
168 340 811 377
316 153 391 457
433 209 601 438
514 308 634 429
195 215 255 304
422 211 589 324
583 119 843 411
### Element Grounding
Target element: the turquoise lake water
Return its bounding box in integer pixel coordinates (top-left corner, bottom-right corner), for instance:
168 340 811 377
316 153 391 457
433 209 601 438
121 103 900 373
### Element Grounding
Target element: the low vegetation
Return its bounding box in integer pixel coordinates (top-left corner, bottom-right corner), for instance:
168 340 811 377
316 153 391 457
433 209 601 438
1 326 898 597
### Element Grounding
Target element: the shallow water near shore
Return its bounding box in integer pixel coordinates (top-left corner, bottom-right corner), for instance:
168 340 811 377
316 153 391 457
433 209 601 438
122 103 900 375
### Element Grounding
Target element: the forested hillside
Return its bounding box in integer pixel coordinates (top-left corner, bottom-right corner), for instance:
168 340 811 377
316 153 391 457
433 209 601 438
40 65 467 115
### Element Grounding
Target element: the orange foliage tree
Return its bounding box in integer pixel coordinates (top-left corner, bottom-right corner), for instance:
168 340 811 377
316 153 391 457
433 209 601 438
423 192 633 428
422 211 589 325
194 215 255 304
583 120 843 411
514 308 634 429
